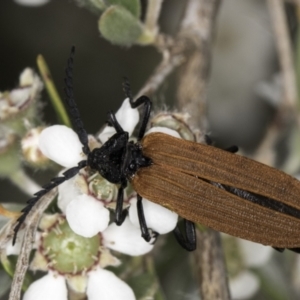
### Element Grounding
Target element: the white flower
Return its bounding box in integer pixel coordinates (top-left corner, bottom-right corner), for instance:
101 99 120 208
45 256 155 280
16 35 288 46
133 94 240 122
87 268 135 300
224 236 272 300
103 217 153 256
39 125 84 168
230 270 259 300
66 194 110 237
23 269 136 300
0 68 43 122
38 99 181 243
22 214 141 299
98 98 139 143
145 126 181 138
39 125 110 237
14 0 50 6
23 272 67 300
129 198 178 234
237 239 272 267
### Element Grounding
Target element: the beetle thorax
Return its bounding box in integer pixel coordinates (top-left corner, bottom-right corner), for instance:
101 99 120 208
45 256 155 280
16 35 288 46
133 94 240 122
87 132 152 184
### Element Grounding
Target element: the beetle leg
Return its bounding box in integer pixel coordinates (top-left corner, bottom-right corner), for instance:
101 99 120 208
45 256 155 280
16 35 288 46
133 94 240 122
133 96 152 141
173 219 196 251
107 111 124 134
204 134 213 145
115 182 127 225
225 145 239 153
273 247 285 252
136 194 152 242
290 248 300 253
204 135 239 153
122 78 152 141
273 247 300 254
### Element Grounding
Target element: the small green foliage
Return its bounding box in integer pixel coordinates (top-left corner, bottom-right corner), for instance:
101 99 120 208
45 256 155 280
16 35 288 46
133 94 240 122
98 5 143 46
0 134 21 177
0 270 11 298
37 55 71 128
74 0 107 13
0 254 32 291
127 273 158 300
105 0 141 18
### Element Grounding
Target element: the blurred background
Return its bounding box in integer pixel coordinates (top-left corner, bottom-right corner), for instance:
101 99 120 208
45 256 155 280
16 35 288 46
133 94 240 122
1 1 299 299
0 0 283 199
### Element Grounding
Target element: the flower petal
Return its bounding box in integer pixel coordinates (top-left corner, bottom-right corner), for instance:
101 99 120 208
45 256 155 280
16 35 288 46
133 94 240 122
6 229 24 255
129 198 178 234
238 239 272 267
57 176 82 213
229 271 259 300
39 125 84 168
23 273 67 300
145 126 181 138
87 268 135 300
14 0 50 6
103 217 153 256
66 194 110 237
99 98 139 143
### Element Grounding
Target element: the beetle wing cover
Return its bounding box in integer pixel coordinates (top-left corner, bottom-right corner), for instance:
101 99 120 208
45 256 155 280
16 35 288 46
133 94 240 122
131 132 300 247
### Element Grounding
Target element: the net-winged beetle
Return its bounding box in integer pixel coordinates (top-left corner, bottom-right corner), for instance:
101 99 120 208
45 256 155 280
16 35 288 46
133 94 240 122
13 47 300 253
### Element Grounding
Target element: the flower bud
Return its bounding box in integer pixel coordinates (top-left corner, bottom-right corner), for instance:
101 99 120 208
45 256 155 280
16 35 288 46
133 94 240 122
150 112 195 141
21 127 51 168
0 69 43 135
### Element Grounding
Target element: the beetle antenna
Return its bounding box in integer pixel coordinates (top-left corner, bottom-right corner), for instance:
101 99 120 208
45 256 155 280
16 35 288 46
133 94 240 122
64 46 90 155
122 77 133 102
13 160 87 245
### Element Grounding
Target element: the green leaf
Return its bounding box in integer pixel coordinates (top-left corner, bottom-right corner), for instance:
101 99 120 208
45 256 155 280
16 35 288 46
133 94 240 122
99 5 143 46
0 269 11 298
105 0 140 18
1 254 33 291
127 273 158 300
74 0 107 13
37 55 71 128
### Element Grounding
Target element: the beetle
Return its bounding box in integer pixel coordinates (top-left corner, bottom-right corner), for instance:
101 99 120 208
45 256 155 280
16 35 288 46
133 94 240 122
13 47 300 253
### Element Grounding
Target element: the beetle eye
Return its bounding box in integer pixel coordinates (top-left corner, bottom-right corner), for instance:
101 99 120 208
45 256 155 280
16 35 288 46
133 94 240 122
130 163 135 170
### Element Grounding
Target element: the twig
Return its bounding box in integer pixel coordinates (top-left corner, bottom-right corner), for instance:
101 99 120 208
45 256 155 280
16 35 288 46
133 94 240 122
144 0 164 35
173 0 231 299
136 46 184 98
194 229 231 300
8 189 57 300
0 219 16 251
9 169 41 196
176 0 220 130
251 0 299 168
104 1 227 298
267 0 298 109
285 0 300 6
